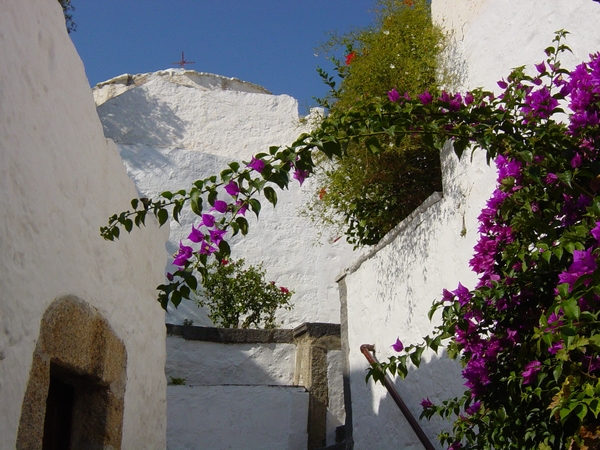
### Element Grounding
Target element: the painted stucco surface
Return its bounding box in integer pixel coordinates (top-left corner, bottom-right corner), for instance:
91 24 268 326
95 74 355 328
0 0 168 447
167 385 309 450
165 335 296 386
342 1 600 449
342 146 494 449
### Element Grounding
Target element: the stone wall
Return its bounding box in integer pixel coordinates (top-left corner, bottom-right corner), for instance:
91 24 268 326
0 0 168 447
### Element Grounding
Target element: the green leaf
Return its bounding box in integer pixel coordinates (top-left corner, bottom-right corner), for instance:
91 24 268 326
236 217 249 235
171 290 182 308
161 191 174 200
173 200 183 223
562 298 580 320
263 186 278 207
249 199 261 218
190 190 202 215
157 208 169 227
557 283 570 298
365 137 381 154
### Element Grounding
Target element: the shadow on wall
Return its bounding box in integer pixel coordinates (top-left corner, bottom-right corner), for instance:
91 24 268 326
97 85 188 147
349 349 463 450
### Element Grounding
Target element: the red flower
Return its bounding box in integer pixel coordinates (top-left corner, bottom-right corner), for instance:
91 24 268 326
345 51 357 65
280 286 290 294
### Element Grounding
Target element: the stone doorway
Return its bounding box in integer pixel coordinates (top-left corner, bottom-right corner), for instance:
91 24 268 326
16 296 127 450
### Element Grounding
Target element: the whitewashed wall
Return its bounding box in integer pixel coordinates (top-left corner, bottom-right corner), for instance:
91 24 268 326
95 73 355 328
342 1 600 449
0 0 168 448
341 146 495 450
167 385 309 450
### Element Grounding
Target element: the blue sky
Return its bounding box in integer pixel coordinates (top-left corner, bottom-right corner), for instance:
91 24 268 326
69 1 377 114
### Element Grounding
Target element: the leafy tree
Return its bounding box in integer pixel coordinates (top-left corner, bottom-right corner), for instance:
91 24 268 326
306 0 450 246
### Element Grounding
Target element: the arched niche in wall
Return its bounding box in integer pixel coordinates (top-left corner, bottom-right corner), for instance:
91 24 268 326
16 296 127 450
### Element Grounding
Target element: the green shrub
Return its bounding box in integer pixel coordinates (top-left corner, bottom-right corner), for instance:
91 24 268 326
197 258 293 329
307 0 450 246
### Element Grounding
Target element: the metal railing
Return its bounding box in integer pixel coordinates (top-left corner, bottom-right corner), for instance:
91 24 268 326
360 344 435 450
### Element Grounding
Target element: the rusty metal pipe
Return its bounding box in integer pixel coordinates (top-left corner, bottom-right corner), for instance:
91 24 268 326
360 344 436 450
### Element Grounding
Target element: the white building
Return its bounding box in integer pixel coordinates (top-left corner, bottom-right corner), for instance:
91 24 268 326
0 0 168 448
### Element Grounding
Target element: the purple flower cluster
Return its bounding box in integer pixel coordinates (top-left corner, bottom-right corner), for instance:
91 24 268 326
171 194 238 267
557 248 597 292
521 86 558 120
563 52 600 134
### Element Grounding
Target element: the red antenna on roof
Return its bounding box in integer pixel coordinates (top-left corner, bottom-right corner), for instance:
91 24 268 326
172 51 195 69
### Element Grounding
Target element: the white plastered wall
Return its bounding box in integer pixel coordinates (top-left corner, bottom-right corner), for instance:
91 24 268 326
95 73 356 328
0 0 168 447
342 1 600 449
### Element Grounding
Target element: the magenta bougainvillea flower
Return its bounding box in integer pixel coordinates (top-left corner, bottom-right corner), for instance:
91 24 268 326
391 337 404 352
224 181 240 197
235 200 248 216
209 228 227 245
521 360 542 385
418 90 433 105
247 157 265 173
211 200 228 213
188 224 204 243
293 169 309 186
202 213 216 228
420 398 434 408
387 88 400 103
173 242 193 266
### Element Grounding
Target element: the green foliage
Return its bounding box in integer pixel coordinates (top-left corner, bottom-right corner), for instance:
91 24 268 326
168 377 186 386
58 0 76 34
197 258 293 329
307 0 448 246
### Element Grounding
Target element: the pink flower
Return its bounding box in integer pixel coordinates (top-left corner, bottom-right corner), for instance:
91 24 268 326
387 88 400 103
418 91 433 105
225 181 240 197
391 337 404 352
173 242 193 266
420 398 433 408
209 228 227 245
544 173 558 185
202 214 215 228
535 61 546 74
247 157 265 173
591 222 600 242
522 360 542 385
188 225 204 243
199 240 217 255
280 286 290 294
293 169 309 186
211 200 228 213
235 200 248 216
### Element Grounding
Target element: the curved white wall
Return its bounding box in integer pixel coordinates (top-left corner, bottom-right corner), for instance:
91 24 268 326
0 0 168 447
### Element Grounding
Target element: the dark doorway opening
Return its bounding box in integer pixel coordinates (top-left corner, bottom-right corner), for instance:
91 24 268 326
42 375 75 450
